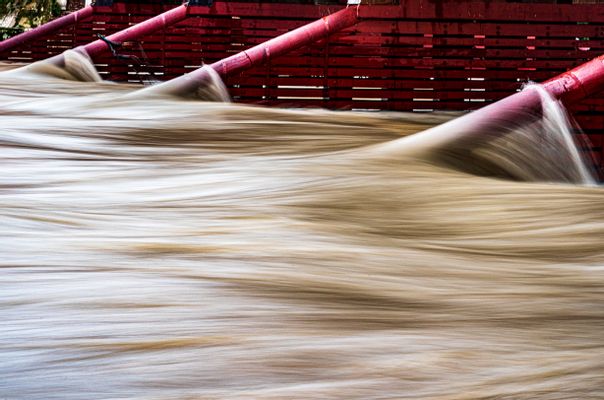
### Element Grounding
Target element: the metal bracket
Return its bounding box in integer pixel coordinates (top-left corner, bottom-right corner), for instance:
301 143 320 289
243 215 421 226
188 0 213 7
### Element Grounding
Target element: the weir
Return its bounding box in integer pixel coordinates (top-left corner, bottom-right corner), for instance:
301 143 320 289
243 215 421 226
2 3 604 397
1 1 603 171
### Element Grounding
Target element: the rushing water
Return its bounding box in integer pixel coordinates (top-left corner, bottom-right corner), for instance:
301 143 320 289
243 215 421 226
1 53 604 399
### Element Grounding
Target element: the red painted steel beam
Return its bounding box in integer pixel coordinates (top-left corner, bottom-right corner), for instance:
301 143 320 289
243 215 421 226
138 6 359 97
375 54 604 157
0 5 94 55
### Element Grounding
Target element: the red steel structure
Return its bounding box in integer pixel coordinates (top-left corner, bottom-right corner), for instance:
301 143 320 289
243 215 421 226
1 0 604 168
79 3 189 60
143 6 359 97
39 4 190 67
384 54 604 157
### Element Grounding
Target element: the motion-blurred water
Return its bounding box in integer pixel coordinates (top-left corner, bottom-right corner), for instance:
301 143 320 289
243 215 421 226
1 53 604 399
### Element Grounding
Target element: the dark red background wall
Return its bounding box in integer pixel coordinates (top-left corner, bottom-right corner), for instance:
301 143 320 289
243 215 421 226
3 0 604 170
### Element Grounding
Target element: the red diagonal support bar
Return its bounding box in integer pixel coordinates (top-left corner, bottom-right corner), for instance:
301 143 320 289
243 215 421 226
138 6 359 97
0 6 94 55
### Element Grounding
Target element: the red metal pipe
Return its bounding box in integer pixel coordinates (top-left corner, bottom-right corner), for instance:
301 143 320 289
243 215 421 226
139 6 359 97
459 54 604 132
374 54 604 157
35 4 189 68
543 55 604 105
211 6 358 78
80 4 189 60
0 5 94 55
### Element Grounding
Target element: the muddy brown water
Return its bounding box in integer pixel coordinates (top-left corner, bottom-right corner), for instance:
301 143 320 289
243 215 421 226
1 54 603 399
